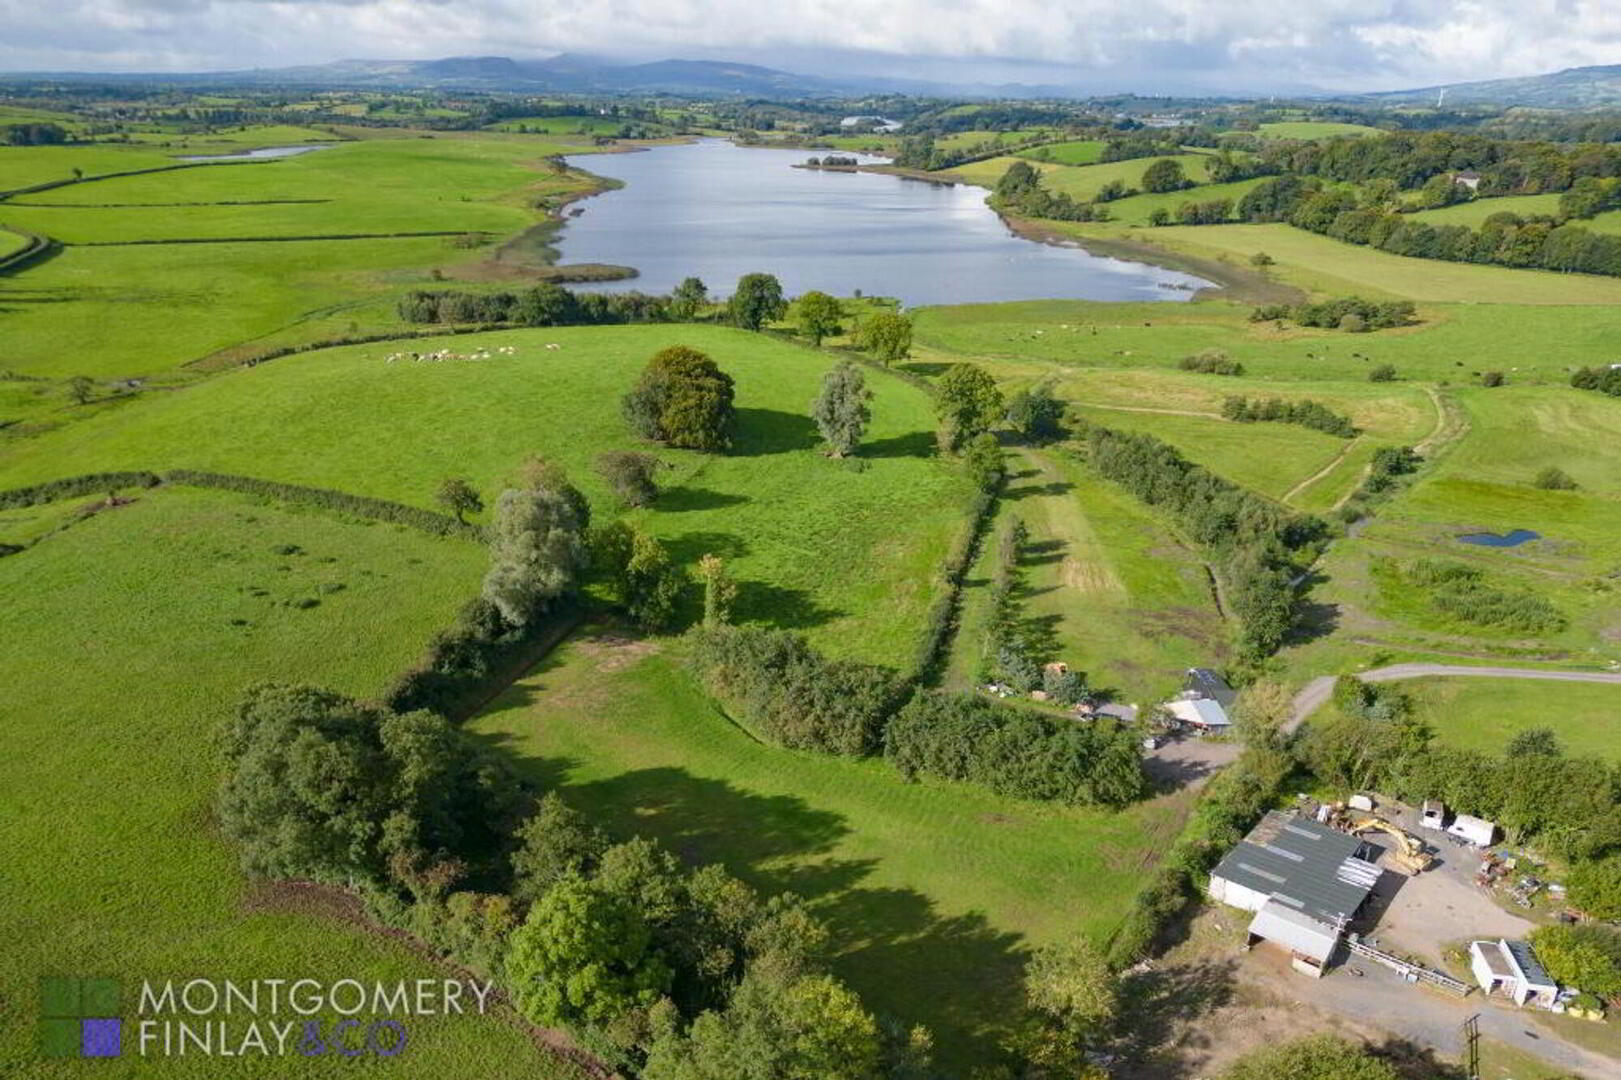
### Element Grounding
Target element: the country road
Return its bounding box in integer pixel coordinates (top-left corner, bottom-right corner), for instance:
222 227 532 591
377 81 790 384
1287 663 1621 734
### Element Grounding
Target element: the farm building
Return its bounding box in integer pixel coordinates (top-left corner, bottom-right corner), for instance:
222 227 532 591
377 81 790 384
1451 170 1483 190
1183 667 1237 708
1208 811 1383 977
1164 697 1230 731
1469 939 1558 1008
1419 800 1446 830
1447 814 1497 847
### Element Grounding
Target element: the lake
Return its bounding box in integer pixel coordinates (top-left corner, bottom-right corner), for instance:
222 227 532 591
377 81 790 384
176 145 332 162
557 140 1212 305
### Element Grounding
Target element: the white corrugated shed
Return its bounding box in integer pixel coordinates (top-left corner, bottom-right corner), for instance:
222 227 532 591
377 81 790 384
1165 697 1231 728
1248 900 1341 964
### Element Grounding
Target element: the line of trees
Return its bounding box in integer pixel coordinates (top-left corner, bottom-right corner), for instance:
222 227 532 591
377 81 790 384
886 692 1145 806
1178 348 1244 376
1220 395 1357 438
1076 422 1328 659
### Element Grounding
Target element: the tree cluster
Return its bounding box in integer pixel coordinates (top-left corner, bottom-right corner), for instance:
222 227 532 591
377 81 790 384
1250 296 1417 331
885 692 1145 807
1220 395 1357 438
687 625 904 756
3 122 69 146
993 161 1116 223
1168 197 1233 225
1528 924 1621 1001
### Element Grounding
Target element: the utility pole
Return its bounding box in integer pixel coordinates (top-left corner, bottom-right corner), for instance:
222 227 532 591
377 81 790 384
1463 1013 1480 1079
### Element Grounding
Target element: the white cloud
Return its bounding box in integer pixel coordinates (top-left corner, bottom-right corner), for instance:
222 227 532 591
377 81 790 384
2 0 1621 92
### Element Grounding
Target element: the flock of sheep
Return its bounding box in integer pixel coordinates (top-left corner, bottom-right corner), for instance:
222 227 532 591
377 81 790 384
381 343 558 364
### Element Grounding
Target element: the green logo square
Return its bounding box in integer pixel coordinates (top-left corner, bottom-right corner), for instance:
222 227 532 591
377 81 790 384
39 977 81 1019
82 979 120 1016
37 1017 80 1059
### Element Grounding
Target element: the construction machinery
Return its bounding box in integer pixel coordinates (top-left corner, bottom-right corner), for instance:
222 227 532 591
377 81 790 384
1349 816 1434 875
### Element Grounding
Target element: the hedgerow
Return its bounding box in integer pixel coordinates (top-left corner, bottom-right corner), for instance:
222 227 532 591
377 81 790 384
0 471 161 509
165 470 481 539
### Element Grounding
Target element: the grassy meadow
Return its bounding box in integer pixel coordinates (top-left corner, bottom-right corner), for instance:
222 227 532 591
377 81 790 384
1016 139 1104 165
942 152 1215 199
1398 677 1621 761
0 133 601 379
0 486 577 1077
1 325 969 667
468 627 1195 1069
1253 121 1383 140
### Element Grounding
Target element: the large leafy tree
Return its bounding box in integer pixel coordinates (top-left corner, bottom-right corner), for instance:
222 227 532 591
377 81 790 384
810 361 872 457
510 792 609 905
1141 157 1188 193
623 346 737 451
435 477 483 523
1024 936 1117 1042
727 273 787 331
506 877 673 1028
935 363 1003 453
622 527 687 631
1004 382 1064 444
217 683 520 890
671 276 709 320
795 291 843 345
643 972 883 1080
855 312 913 365
481 462 590 627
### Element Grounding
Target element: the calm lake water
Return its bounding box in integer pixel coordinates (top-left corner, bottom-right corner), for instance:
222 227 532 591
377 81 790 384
177 144 332 162
558 140 1212 305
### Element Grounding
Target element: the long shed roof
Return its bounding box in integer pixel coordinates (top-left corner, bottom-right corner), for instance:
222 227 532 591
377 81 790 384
1211 811 1381 924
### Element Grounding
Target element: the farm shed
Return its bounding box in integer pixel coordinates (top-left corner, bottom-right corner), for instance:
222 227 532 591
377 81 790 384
1210 812 1382 976
1165 697 1230 730
1470 939 1558 1008
1183 667 1237 708
1419 800 1446 830
1247 900 1342 978
1447 814 1496 847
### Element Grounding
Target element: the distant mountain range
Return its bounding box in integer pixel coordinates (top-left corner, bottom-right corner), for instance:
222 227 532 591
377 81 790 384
1363 64 1621 109
11 52 1621 110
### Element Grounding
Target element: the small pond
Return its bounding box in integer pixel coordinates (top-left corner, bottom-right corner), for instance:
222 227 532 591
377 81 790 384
1457 529 1541 548
176 145 333 162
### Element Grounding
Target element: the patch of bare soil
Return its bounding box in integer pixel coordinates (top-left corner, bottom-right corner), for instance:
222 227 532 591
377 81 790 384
574 631 661 673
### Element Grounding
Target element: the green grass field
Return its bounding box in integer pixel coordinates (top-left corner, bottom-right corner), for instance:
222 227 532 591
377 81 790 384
0 325 969 666
1016 140 1104 165
0 486 578 1078
487 114 651 136
0 134 598 379
1253 121 1382 140
946 448 1227 699
1399 677 1621 761
1097 222 1621 304
468 628 1193 1070
1094 177 1268 226
941 153 1215 198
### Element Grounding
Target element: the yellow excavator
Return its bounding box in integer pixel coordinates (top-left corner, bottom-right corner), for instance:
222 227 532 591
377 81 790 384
1350 816 1434 875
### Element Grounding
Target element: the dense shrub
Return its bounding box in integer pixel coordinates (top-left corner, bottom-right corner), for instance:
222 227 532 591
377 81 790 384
1220 395 1357 437
1384 557 1565 633
165 470 480 539
1571 365 1621 397
1250 296 1416 331
0 471 161 509
688 625 903 756
1178 349 1244 376
622 345 736 451
1529 924 1621 999
885 692 1145 807
383 597 578 719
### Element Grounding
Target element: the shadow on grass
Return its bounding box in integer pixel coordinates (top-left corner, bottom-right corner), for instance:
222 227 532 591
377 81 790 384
552 764 1028 1069
1112 959 1238 1075
860 430 937 459
661 530 748 564
898 361 952 378
1286 571 1341 648
732 580 843 631
657 486 750 512
731 408 820 456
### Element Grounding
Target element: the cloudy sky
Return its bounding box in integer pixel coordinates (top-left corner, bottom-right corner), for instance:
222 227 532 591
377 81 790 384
3 0 1620 93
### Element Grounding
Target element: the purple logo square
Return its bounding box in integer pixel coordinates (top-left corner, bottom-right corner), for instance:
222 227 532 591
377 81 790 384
81 1018 121 1057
